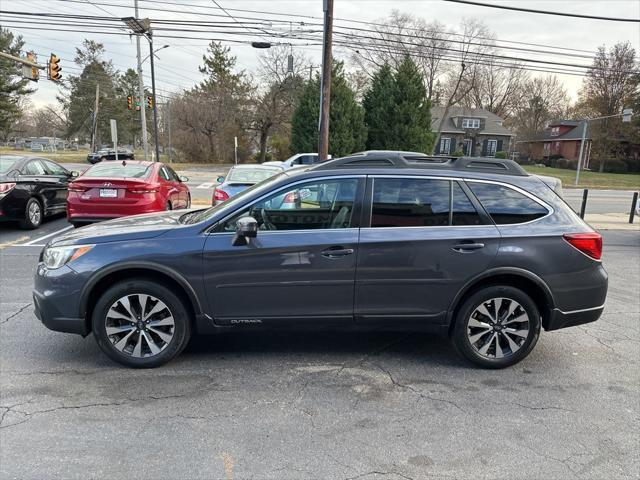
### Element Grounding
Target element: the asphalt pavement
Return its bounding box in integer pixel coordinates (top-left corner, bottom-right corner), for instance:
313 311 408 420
0 230 638 479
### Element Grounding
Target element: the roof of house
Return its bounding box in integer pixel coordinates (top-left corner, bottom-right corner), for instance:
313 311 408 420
431 106 514 136
526 120 589 142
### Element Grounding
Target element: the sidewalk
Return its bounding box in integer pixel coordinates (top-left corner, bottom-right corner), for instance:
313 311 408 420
585 213 640 231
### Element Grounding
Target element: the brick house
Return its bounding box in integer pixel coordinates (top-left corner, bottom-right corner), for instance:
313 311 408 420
519 120 592 167
431 106 514 157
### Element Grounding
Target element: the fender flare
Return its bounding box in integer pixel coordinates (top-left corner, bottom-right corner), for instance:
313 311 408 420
79 261 204 318
445 267 556 324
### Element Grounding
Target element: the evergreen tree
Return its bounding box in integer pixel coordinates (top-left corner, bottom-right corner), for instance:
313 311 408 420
362 63 395 150
0 28 35 141
291 61 366 157
389 56 435 153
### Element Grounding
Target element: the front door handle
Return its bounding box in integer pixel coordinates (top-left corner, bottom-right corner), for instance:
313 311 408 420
321 247 354 258
452 242 485 253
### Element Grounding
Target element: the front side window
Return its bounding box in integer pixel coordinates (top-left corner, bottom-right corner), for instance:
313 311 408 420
41 160 68 176
468 182 548 225
221 178 360 232
159 167 171 181
371 178 450 227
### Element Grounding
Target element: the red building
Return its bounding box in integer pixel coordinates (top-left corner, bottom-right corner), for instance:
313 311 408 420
519 120 592 167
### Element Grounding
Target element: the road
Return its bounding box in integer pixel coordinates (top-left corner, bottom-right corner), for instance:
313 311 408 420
0 230 638 479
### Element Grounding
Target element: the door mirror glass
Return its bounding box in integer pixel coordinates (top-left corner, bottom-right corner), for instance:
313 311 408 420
216 176 225 183
232 216 258 246
70 170 80 178
179 176 189 183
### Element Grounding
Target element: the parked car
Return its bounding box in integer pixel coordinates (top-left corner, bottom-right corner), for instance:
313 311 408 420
212 164 284 205
34 151 607 368
0 155 77 229
281 153 331 169
66 160 190 227
86 149 135 164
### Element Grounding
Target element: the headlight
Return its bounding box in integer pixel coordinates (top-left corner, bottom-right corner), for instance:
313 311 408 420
42 244 94 269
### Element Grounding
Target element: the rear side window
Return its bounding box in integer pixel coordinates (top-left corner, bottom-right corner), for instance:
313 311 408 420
371 178 450 227
23 160 47 175
468 182 548 224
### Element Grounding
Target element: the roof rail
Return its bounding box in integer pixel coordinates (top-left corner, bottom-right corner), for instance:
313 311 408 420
312 150 528 176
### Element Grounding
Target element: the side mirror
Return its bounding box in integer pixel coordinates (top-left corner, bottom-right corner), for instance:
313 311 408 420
216 176 225 183
179 176 189 183
232 216 258 246
70 171 79 178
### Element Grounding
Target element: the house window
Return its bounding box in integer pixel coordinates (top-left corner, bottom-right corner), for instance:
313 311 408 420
487 139 497 157
463 139 473 155
440 137 451 154
462 118 480 129
551 127 560 137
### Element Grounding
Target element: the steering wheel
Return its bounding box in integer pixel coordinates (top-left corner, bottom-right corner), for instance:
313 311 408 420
259 208 276 230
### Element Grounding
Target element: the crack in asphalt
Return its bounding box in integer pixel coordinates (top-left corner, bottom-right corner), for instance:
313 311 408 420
0 303 32 325
370 362 466 414
345 470 416 480
0 391 205 429
510 402 575 413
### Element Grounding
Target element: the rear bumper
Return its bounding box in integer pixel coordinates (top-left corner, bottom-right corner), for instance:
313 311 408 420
546 304 604 331
67 197 164 221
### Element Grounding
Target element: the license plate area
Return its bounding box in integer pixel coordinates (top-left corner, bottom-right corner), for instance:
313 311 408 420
99 188 118 198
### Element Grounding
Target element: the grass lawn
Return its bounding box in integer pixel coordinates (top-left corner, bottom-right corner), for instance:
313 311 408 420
524 165 640 190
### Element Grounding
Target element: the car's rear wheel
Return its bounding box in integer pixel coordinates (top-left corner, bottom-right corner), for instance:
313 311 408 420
452 285 541 369
92 279 191 368
19 197 42 229
166 201 172 211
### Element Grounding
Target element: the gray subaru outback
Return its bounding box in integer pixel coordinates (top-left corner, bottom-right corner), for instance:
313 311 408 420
34 151 607 368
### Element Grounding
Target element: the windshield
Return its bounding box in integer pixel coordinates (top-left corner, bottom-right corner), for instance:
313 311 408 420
83 163 152 178
182 172 287 225
0 157 20 174
226 167 281 184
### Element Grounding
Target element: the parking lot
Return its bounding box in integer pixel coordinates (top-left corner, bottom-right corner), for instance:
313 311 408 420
1 219 638 479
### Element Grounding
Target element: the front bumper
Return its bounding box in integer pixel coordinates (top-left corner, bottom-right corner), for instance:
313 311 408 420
33 263 89 336
546 305 604 331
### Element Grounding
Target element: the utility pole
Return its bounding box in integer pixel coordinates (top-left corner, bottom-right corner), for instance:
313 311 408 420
90 83 100 152
167 100 172 163
134 0 149 161
318 0 333 161
148 30 161 162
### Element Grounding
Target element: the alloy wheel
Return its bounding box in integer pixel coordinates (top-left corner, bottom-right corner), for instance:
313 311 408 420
28 201 41 225
467 297 530 359
105 294 175 358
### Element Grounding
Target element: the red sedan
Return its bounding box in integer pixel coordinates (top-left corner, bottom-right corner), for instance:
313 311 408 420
67 161 191 227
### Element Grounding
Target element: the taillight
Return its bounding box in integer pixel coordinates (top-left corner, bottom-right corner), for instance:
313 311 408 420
68 184 87 193
128 188 158 194
0 183 16 195
563 232 603 260
213 188 229 203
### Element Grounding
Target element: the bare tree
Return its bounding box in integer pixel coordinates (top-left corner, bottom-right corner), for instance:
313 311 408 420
431 19 490 154
349 10 451 101
252 46 307 161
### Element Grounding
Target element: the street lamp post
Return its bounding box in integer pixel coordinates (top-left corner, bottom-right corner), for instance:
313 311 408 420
121 16 160 162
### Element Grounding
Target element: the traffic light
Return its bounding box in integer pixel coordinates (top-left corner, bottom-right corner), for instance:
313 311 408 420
127 95 133 110
48 54 62 82
146 95 154 110
26 52 39 82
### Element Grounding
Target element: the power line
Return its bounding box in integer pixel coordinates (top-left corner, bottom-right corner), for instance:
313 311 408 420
443 0 640 23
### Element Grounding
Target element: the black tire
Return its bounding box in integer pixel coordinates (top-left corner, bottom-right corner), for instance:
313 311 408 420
19 197 43 229
92 279 192 368
186 194 191 209
166 201 172 211
72 221 86 229
452 285 541 369
99 156 106 162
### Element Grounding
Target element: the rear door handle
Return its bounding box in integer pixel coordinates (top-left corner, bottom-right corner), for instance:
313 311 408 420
322 247 354 258
452 242 485 253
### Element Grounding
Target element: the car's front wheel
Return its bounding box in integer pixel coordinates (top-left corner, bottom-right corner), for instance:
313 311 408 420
92 279 192 368
452 285 541 369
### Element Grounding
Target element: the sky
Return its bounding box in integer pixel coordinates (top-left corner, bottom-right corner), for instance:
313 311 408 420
3 0 640 109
